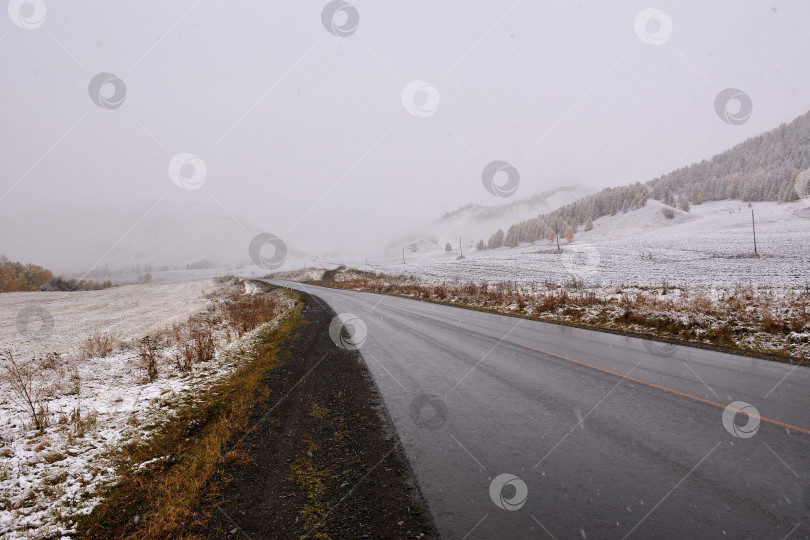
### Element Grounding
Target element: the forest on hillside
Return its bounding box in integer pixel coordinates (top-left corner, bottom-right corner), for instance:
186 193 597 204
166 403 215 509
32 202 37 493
480 110 810 250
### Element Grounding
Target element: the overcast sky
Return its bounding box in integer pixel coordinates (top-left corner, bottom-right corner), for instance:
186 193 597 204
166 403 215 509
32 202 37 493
2 0 809 265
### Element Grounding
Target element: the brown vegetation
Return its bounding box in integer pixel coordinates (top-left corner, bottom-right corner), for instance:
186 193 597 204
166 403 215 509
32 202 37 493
0 255 53 292
81 333 116 359
305 269 810 362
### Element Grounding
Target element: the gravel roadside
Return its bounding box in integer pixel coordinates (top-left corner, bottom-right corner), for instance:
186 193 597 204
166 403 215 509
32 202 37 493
198 288 438 539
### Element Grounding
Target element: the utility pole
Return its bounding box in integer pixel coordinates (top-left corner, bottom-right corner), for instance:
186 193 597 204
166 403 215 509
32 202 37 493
751 208 758 256
459 236 463 258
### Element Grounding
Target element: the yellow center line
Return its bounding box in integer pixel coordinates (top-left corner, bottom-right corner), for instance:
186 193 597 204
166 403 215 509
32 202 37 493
417 312 810 437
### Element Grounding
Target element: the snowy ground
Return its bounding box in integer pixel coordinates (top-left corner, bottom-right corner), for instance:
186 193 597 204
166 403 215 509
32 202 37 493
0 281 213 362
0 282 296 539
358 201 810 289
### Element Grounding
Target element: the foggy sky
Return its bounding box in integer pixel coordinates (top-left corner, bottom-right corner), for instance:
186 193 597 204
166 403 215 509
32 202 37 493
2 0 809 266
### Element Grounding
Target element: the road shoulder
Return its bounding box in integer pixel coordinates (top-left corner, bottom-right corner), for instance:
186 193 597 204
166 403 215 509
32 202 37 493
198 289 437 539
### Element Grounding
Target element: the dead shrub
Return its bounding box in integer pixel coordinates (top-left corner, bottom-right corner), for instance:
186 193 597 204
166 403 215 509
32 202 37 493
189 322 215 363
140 337 159 381
1 350 49 431
174 341 194 372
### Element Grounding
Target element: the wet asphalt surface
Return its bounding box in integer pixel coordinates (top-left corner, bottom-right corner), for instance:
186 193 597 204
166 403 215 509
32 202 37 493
271 280 810 540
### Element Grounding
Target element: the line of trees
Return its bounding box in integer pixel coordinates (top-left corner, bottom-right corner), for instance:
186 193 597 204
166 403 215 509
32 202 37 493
479 183 648 250
0 255 53 292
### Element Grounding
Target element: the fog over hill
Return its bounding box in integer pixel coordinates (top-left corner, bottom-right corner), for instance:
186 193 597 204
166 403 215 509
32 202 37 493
0 199 265 275
381 185 591 259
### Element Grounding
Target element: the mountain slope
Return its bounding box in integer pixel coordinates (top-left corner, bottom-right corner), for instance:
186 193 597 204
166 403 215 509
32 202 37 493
486 110 810 248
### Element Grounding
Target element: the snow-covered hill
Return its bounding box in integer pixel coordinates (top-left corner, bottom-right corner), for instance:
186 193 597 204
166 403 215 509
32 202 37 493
358 200 810 288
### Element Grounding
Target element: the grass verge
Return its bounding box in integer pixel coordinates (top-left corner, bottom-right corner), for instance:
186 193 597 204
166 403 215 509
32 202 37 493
291 269 808 365
76 292 304 539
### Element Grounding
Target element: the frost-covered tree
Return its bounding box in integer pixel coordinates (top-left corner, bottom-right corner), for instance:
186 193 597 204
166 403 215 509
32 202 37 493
564 227 574 243
487 229 505 249
445 242 452 252
584 217 594 231
690 184 704 205
505 225 519 248
476 239 486 250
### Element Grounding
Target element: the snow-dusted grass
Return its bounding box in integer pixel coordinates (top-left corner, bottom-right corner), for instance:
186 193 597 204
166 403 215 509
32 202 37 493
359 201 810 289
0 280 296 539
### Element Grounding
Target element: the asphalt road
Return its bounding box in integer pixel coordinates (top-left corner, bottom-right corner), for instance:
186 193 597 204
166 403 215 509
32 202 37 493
271 280 810 540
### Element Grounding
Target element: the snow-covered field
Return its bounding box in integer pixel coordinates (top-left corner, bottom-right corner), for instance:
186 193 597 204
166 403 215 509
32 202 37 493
0 281 296 538
361 201 810 289
0 281 213 362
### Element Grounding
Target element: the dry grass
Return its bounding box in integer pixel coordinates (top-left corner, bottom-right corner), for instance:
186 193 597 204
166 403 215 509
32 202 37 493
81 333 116 359
306 269 810 362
